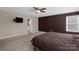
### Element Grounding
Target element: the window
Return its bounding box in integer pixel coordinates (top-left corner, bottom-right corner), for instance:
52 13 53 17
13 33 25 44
66 15 79 32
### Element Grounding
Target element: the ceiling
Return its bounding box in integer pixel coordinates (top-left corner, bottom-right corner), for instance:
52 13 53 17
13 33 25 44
0 7 79 17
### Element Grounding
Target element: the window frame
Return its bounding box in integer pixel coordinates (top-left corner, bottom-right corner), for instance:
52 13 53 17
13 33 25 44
66 15 79 32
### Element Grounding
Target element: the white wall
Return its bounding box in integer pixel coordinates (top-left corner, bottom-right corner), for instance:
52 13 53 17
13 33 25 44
0 11 38 39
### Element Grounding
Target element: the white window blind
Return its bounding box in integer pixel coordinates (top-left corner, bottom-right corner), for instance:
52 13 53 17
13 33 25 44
66 15 79 32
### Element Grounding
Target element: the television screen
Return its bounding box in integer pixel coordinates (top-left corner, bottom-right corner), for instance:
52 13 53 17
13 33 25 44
14 17 23 23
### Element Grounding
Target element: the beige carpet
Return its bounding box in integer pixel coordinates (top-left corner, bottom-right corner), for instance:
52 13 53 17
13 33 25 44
0 32 45 51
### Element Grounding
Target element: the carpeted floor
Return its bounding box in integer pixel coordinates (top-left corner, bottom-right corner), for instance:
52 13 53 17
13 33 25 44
0 32 45 51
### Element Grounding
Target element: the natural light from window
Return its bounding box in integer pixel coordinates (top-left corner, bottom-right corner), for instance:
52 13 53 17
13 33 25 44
66 15 79 32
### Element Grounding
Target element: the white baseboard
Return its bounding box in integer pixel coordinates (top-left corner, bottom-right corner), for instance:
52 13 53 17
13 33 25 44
0 31 38 40
0 33 28 40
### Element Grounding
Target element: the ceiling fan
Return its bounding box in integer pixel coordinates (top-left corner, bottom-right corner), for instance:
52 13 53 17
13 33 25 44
33 7 46 13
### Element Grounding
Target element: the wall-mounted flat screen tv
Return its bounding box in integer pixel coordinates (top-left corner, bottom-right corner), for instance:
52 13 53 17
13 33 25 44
13 17 23 23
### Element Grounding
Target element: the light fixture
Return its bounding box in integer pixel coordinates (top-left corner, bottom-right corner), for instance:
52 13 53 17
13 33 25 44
36 10 41 13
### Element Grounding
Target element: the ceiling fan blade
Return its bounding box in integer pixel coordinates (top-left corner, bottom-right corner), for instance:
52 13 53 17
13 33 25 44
41 10 45 13
33 7 39 10
41 8 46 10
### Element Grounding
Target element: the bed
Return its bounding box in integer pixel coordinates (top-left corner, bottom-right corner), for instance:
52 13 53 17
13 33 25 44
31 32 79 51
